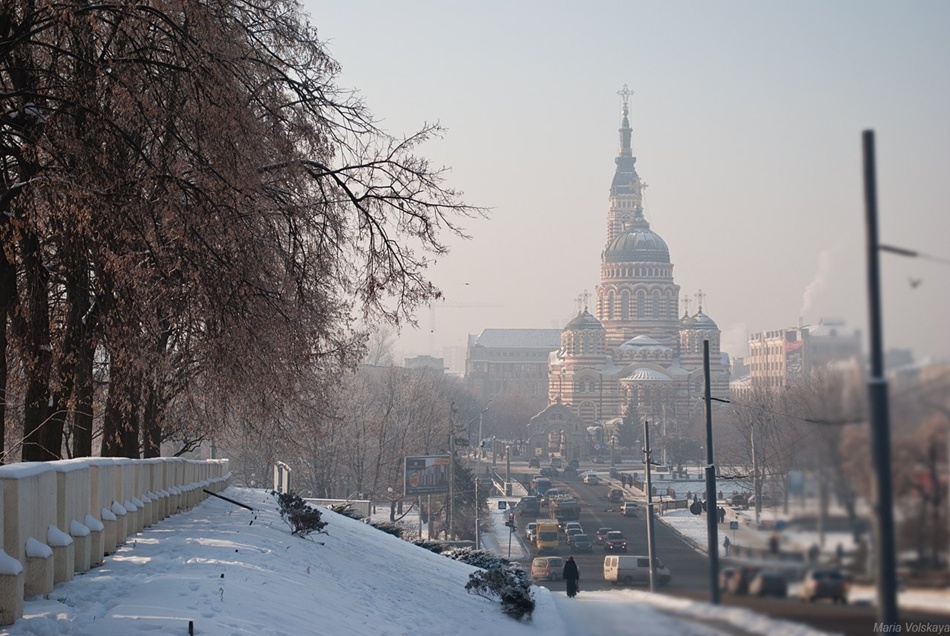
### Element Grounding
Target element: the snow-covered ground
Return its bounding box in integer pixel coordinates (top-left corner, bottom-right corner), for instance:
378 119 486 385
5 487 846 636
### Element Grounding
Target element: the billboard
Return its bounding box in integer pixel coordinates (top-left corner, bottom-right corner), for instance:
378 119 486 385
404 455 451 496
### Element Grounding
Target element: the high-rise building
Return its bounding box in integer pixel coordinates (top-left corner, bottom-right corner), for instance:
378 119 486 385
740 318 862 393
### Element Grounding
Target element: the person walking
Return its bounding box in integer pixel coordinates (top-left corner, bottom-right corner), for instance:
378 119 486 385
723 536 731 557
563 556 580 598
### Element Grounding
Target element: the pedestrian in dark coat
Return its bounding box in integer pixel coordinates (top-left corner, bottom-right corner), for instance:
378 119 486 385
563 556 580 597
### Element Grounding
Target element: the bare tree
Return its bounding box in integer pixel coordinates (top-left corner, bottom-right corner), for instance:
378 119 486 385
1 0 481 461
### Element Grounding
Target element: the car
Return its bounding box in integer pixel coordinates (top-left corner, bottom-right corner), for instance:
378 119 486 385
539 467 560 478
582 473 601 485
748 571 788 598
726 493 750 507
525 522 538 542
603 531 628 553
607 488 624 503
727 566 760 595
531 556 565 581
567 458 580 470
528 457 541 468
620 501 639 517
571 534 593 552
799 569 849 604
517 495 539 517
550 457 562 468
562 521 583 535
595 528 613 545
565 527 584 545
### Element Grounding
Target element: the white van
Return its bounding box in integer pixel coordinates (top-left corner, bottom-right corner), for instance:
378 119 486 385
603 555 671 586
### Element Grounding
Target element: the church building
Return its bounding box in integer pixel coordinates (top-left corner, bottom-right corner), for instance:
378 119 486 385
528 88 730 463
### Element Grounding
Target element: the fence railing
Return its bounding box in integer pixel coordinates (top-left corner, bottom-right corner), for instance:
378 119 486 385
0 456 230 626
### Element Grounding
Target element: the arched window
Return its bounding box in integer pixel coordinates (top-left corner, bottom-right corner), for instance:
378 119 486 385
621 290 630 320
652 290 661 319
607 291 615 320
636 291 645 319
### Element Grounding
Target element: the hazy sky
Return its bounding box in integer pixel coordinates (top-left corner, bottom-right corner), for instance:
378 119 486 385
305 1 950 366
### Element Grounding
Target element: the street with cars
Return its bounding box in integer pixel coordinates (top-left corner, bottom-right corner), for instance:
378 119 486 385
506 459 950 636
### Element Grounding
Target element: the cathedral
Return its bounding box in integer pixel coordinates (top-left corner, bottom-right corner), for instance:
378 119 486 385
527 88 730 463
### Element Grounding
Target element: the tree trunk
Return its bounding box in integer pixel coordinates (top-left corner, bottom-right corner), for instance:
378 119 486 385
20 229 55 461
101 353 141 458
71 335 95 458
0 261 12 462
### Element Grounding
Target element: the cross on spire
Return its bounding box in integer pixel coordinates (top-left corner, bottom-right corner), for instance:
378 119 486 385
618 84 633 117
582 289 590 311
683 297 692 317
695 289 706 313
618 84 633 107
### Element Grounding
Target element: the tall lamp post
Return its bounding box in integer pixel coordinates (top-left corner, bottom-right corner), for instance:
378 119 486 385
643 420 657 592
474 400 491 550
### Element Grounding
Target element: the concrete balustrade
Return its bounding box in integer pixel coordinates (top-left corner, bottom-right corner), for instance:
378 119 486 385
49 460 92 575
0 464 58 599
0 549 23 626
0 484 23 626
0 456 229 627
83 515 104 567
47 525 74 584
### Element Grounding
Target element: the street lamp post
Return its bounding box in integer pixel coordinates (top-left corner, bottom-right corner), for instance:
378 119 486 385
643 420 657 593
474 400 491 550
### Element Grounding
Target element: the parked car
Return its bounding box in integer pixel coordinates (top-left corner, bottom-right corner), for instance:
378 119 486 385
531 556 565 581
603 531 628 553
525 522 538 542
595 527 613 545
620 501 640 517
582 473 601 485
748 571 788 598
727 566 760 595
528 457 541 468
571 534 593 553
799 569 849 604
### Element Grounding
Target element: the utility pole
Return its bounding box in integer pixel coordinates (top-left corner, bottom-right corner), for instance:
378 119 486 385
703 340 720 605
449 429 454 540
643 420 657 593
862 130 899 626
475 408 482 550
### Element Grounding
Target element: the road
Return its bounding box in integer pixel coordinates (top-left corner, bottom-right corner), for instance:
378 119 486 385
511 466 950 636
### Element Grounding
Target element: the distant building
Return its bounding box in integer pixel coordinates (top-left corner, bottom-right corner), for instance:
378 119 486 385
465 329 561 403
543 88 730 462
404 355 444 373
743 318 862 392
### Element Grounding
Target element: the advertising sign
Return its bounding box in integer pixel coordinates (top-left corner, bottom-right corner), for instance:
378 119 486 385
404 455 451 496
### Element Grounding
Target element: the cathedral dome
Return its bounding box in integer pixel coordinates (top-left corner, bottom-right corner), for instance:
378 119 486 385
618 334 667 351
603 217 670 264
565 309 604 332
688 310 718 330
624 367 672 382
